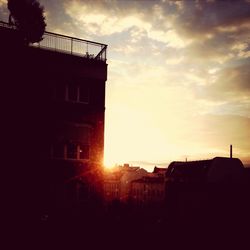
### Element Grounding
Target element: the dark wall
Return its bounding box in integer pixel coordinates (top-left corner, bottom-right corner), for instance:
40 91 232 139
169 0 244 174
1 27 107 221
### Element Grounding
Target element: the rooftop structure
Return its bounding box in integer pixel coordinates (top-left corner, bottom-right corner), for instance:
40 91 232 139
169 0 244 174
0 21 107 61
153 166 167 177
166 157 244 184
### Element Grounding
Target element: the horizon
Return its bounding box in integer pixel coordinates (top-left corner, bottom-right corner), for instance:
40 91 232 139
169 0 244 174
1 0 249 172
108 156 250 173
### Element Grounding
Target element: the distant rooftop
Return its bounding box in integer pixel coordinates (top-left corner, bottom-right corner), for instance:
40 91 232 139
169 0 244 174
166 157 244 183
0 21 107 61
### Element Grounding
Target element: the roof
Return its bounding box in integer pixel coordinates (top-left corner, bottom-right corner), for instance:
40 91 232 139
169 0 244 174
0 21 107 61
153 166 167 174
131 176 164 184
125 167 140 172
166 157 244 183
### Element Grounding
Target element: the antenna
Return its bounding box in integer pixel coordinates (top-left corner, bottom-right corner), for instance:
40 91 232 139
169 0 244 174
230 144 232 158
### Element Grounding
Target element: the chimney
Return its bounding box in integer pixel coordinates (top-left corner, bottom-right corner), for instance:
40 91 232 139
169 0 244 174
230 144 232 158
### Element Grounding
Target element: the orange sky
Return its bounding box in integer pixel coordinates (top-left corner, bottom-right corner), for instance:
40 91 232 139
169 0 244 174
1 0 249 171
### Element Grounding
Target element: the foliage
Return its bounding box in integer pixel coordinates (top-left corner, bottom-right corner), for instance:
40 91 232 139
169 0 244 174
8 0 46 44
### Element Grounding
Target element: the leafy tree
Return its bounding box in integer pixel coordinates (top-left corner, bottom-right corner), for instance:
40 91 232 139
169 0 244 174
8 0 46 44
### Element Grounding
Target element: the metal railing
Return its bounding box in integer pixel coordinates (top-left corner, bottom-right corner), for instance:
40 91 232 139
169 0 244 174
0 21 107 61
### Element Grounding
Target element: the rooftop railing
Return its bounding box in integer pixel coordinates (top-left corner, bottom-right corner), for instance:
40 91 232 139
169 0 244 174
0 21 107 61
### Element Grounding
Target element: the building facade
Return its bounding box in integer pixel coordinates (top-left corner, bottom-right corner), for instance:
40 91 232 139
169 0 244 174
130 175 165 206
1 21 107 214
103 164 148 204
103 171 122 203
103 164 167 206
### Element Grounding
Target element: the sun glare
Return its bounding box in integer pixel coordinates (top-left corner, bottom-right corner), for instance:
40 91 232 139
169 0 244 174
103 157 116 170
104 164 115 170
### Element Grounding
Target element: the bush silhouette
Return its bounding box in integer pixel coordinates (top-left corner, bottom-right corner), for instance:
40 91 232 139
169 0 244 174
8 0 46 44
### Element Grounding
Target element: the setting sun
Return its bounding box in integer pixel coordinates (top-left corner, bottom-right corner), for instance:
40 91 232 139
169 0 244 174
1 0 248 171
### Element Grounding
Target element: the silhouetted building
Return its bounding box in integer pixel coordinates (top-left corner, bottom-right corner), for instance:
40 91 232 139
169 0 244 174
243 167 250 192
166 157 244 184
103 165 168 206
1 21 107 215
130 175 165 206
165 157 247 241
152 166 167 177
103 164 148 204
119 164 148 202
103 170 122 203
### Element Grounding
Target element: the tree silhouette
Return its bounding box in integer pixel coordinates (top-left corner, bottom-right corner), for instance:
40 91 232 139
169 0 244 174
8 0 46 44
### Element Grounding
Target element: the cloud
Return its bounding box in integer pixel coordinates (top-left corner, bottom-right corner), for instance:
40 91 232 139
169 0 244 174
195 61 250 101
63 0 149 36
0 0 8 21
172 0 250 39
62 0 191 49
184 35 236 64
232 41 250 59
0 0 6 6
160 0 250 66
147 29 190 48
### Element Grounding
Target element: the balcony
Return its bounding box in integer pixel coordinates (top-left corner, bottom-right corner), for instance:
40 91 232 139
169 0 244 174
0 21 107 61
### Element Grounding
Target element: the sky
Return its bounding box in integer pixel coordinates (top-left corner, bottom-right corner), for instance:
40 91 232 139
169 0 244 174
1 0 250 171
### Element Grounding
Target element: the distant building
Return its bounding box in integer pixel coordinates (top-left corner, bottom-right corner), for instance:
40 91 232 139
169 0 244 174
165 157 246 229
103 170 122 203
130 175 165 206
103 164 148 204
166 157 244 184
153 166 167 177
103 164 167 205
1 21 107 212
120 164 148 202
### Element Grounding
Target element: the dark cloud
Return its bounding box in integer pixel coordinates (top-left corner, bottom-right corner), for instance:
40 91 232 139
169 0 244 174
184 34 236 63
39 1 73 32
172 0 250 38
196 60 250 101
218 63 250 92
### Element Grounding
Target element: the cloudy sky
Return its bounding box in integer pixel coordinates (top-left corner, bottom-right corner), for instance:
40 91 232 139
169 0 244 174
1 0 250 170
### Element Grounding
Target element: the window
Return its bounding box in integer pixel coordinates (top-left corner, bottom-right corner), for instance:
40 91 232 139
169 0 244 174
66 84 89 103
54 80 90 104
67 142 77 159
79 85 89 103
52 141 89 160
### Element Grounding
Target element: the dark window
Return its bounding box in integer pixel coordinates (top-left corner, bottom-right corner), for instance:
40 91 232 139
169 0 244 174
53 142 64 158
68 85 78 101
79 85 89 103
79 144 89 159
67 143 77 159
